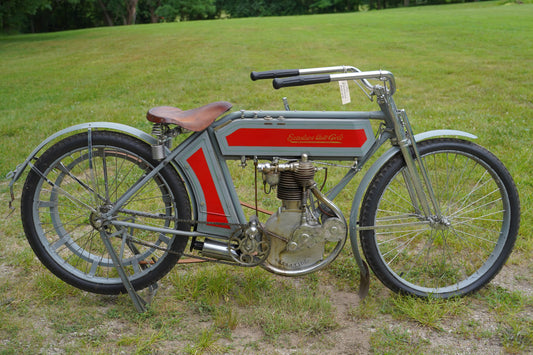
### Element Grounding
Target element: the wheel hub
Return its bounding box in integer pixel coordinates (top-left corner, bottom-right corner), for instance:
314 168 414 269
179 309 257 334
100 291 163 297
89 204 113 229
429 215 451 231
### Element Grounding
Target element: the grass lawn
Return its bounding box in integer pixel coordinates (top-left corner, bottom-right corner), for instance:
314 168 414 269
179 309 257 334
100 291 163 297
0 1 532 353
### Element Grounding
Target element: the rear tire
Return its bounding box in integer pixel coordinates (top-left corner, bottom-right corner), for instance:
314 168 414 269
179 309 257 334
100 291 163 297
21 131 191 295
359 138 520 298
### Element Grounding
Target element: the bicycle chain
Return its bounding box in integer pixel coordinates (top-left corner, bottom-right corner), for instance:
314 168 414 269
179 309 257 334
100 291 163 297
113 209 288 267
117 207 288 242
117 208 246 228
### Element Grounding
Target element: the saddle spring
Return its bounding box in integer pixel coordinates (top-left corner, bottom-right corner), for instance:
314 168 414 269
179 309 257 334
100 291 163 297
151 122 165 136
150 123 165 160
150 123 176 160
150 123 187 160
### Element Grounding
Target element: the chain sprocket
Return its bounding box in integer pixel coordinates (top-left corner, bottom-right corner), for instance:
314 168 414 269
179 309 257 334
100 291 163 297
228 217 270 266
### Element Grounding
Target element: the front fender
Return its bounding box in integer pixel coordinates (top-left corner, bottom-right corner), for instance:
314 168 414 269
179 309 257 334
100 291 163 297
7 122 156 187
348 129 477 280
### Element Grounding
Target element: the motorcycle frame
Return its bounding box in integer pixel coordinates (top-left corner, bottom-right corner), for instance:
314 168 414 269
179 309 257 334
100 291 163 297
98 96 475 242
105 109 382 236
8 106 476 266
7 70 479 312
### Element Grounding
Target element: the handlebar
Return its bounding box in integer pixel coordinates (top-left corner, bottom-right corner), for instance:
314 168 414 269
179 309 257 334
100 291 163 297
250 69 300 80
251 66 396 95
251 66 348 80
272 75 331 89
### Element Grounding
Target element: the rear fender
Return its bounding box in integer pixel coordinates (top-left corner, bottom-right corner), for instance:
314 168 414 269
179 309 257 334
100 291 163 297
8 122 200 219
8 122 157 187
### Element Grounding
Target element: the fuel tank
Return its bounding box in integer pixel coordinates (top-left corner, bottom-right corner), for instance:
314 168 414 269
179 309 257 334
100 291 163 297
214 110 377 160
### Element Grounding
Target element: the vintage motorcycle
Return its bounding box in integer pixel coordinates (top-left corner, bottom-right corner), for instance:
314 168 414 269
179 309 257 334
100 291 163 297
8 66 520 312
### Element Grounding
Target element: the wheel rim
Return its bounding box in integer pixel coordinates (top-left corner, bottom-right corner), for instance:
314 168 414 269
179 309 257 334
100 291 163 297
372 149 511 295
31 145 179 285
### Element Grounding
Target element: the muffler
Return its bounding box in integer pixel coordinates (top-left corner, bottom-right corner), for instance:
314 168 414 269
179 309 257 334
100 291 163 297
194 238 238 261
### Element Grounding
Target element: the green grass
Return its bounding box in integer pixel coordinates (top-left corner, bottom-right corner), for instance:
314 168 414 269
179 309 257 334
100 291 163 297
1 2 532 353
370 326 430 354
386 294 468 330
169 265 337 338
1 1 531 241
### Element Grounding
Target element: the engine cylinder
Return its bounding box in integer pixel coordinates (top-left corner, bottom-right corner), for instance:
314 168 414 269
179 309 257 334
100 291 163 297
277 171 302 201
295 161 315 188
276 161 316 201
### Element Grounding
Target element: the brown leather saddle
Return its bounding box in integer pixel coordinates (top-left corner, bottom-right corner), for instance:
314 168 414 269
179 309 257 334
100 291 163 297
146 101 232 132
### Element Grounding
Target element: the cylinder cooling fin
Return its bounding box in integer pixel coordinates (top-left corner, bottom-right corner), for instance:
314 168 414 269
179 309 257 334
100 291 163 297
295 161 315 188
263 157 316 201
277 171 302 201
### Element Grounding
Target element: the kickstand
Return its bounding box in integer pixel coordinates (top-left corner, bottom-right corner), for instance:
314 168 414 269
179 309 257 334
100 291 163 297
99 230 157 313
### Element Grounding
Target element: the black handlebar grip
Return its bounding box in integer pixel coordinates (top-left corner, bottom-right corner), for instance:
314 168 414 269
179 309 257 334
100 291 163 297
272 75 331 89
250 69 300 81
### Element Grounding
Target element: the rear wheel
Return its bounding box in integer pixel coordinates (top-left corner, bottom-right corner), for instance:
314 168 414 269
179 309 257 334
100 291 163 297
21 131 191 294
359 138 520 298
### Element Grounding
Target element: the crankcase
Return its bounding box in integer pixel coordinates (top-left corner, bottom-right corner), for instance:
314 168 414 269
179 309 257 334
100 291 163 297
264 208 325 273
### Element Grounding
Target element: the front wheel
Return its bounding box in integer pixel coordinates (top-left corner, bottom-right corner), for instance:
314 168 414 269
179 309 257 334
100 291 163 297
21 131 191 295
359 138 520 298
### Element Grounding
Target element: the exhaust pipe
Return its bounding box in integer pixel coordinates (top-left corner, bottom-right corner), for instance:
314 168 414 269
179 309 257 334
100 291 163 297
195 238 238 261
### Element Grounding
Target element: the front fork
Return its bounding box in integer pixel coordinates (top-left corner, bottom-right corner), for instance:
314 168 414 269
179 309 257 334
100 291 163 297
398 109 442 218
376 87 442 220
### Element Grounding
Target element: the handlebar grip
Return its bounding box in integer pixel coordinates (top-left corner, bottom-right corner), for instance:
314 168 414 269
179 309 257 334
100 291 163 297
272 75 331 89
250 69 300 81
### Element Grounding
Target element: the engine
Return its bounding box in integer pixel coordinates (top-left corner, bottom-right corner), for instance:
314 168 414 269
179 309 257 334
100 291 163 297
258 155 347 276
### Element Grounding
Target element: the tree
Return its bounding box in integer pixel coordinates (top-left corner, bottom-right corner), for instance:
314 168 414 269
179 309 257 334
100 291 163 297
138 0 161 23
311 0 360 13
31 0 103 32
97 0 115 25
1 0 51 32
96 0 138 25
125 0 138 23
217 0 359 18
5 0 473 34
155 0 217 21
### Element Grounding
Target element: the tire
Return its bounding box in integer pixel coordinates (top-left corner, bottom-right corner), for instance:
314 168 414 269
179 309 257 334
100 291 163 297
359 138 520 298
21 131 191 295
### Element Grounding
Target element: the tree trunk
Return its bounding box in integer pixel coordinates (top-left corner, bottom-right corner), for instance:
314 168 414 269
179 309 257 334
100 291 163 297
126 0 139 24
150 8 158 23
149 0 161 23
97 0 114 26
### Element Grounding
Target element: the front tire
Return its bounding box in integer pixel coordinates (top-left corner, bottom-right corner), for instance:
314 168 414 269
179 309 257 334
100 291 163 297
21 131 191 295
359 138 520 298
